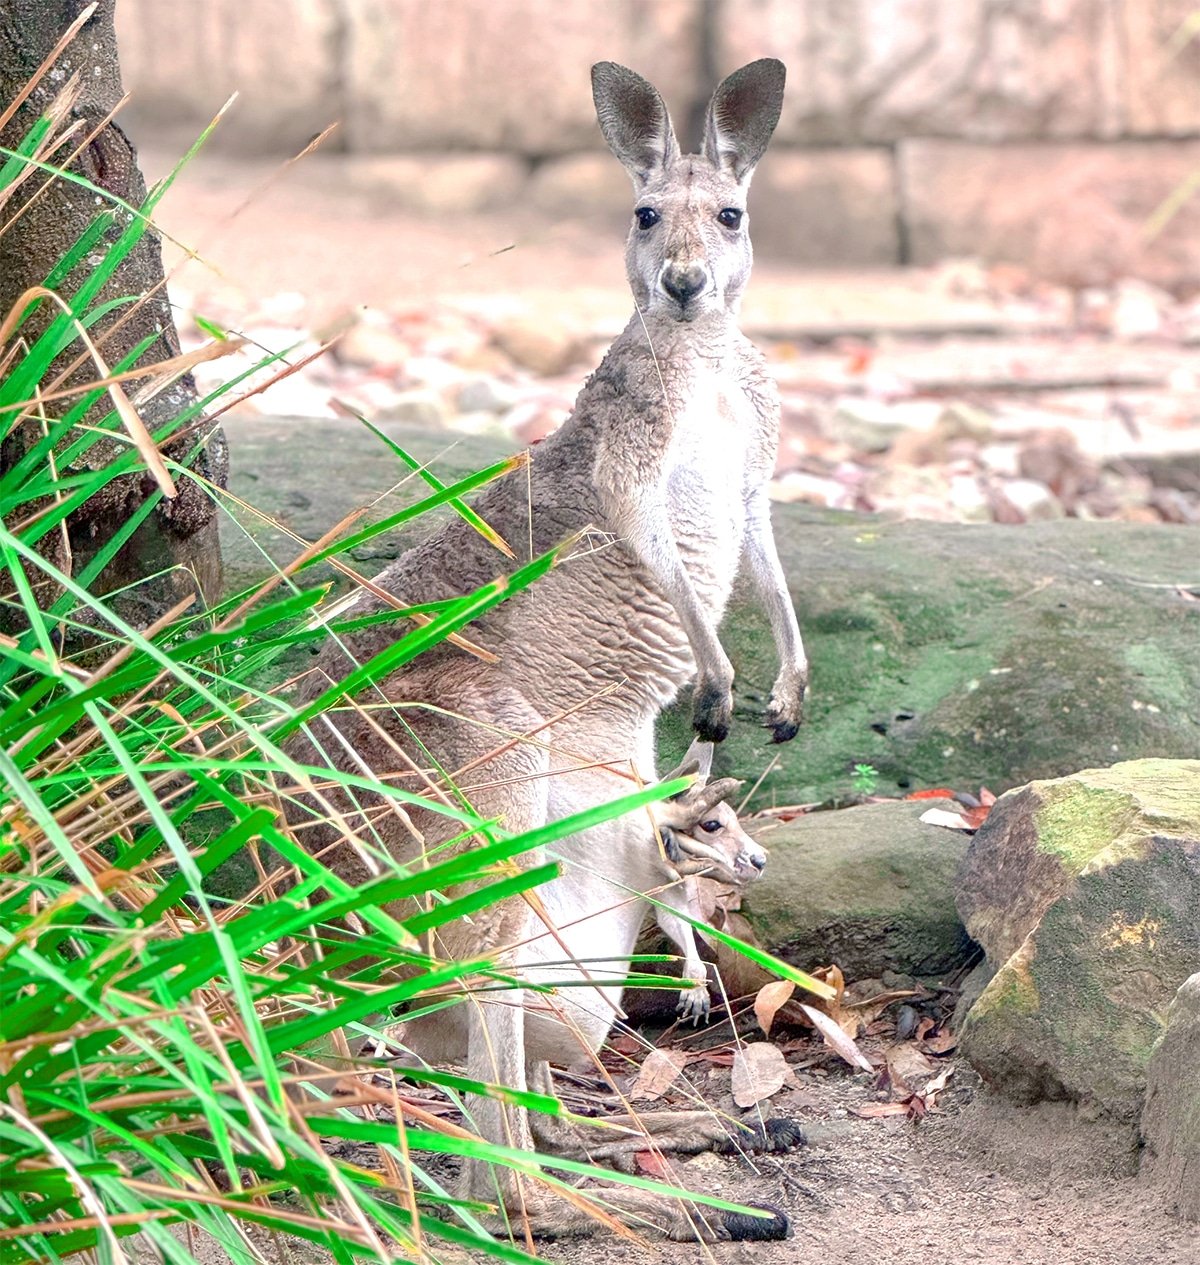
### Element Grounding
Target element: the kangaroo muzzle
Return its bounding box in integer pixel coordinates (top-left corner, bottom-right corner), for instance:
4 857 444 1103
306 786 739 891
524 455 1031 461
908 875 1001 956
659 261 710 307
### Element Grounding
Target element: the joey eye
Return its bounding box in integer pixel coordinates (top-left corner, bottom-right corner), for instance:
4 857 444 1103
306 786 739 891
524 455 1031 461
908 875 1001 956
717 207 743 230
699 819 722 834
635 207 660 230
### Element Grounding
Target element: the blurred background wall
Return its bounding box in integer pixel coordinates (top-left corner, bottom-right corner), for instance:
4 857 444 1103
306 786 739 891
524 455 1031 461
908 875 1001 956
115 0 1200 290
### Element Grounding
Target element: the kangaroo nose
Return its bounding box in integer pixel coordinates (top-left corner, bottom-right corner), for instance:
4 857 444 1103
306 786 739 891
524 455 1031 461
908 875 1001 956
750 853 766 873
661 264 708 305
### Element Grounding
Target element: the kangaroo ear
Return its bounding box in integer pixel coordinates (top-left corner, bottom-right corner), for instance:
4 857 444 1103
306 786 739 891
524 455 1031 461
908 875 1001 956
592 61 681 188
660 757 701 791
702 58 786 184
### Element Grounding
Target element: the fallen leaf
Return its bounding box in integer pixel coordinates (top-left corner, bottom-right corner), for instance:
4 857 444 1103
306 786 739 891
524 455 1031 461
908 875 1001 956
905 788 958 800
630 1048 688 1101
854 1101 911 1119
884 1042 936 1092
731 1042 791 1108
961 803 992 829
633 1150 672 1179
923 1066 955 1099
754 980 796 1038
918 806 976 831
979 787 997 807
799 1004 874 1073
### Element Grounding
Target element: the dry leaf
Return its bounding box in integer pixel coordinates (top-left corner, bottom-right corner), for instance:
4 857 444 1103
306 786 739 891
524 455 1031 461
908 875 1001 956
799 1003 874 1072
754 980 796 1038
918 806 975 831
634 1150 672 1179
884 1042 936 1092
630 1049 688 1101
923 1066 955 1100
854 1101 911 1119
731 1042 791 1108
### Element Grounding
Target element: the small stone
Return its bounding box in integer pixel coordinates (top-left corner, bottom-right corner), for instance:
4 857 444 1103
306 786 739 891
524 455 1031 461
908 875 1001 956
379 390 446 428
996 477 1065 522
828 398 904 453
492 316 588 377
335 321 410 372
455 376 518 415
1110 279 1169 341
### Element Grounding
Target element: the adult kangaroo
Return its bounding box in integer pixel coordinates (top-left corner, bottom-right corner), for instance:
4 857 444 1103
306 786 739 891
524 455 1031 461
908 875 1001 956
285 58 807 1241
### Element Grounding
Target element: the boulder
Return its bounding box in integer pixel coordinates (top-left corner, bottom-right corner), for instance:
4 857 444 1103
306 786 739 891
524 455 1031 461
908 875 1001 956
221 420 1200 807
956 761 1200 1122
742 799 974 980
1141 973 1200 1222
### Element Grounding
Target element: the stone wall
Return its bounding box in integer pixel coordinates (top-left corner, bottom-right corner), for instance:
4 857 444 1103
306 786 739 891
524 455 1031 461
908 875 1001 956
115 0 1200 288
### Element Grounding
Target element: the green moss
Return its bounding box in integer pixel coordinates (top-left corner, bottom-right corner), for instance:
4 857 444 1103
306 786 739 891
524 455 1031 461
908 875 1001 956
1124 641 1192 711
972 953 1039 1019
1034 785 1141 869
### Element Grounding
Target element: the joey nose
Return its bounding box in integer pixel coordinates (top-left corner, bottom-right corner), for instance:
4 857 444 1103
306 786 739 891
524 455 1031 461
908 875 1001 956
750 854 766 873
661 264 708 305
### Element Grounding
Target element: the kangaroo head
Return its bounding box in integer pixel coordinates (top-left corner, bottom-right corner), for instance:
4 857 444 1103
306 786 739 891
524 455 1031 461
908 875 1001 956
653 741 768 884
591 58 785 322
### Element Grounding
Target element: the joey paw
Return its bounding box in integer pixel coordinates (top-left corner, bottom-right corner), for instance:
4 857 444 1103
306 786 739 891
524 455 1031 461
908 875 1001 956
677 985 711 1026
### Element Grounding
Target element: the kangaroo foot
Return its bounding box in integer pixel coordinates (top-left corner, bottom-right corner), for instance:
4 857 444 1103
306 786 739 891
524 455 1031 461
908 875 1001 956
489 1181 790 1243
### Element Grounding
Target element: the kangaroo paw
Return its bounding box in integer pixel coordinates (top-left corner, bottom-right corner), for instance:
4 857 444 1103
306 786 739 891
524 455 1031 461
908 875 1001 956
721 1201 791 1241
718 1116 807 1155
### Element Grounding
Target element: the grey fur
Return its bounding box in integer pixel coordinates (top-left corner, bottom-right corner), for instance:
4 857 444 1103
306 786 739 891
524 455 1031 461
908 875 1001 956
284 58 806 1240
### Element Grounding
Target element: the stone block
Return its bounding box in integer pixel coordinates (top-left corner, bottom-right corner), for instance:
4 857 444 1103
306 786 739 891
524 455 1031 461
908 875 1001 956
116 0 341 154
748 148 899 266
527 153 631 224
343 0 700 156
1123 0 1200 135
716 0 1123 143
344 154 528 213
900 140 1200 292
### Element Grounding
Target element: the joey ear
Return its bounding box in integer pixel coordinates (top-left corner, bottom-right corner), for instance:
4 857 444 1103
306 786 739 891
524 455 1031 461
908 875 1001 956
682 738 714 780
592 61 681 188
702 58 786 184
663 758 701 794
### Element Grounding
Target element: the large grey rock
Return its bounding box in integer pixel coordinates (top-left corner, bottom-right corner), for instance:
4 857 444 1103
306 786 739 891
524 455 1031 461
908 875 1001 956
748 149 900 267
716 0 1124 144
341 0 698 157
223 420 1200 806
900 139 1200 291
1141 973 1200 1222
116 0 342 154
742 799 974 979
956 761 1200 1122
1122 1 1200 137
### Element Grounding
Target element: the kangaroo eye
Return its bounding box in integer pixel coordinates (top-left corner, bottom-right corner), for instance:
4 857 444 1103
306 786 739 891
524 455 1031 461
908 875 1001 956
635 206 660 230
699 819 722 833
717 207 743 229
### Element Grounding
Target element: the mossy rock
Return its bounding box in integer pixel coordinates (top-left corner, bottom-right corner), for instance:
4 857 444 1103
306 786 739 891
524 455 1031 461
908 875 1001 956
740 798 974 979
958 763 1200 1122
957 759 1200 963
1141 972 1200 1222
223 418 1200 803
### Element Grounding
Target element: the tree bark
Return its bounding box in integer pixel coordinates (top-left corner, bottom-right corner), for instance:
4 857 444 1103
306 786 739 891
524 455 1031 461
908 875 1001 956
0 0 227 629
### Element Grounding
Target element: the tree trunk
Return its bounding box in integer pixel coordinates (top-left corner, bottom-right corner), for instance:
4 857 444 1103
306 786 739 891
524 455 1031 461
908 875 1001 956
0 0 227 629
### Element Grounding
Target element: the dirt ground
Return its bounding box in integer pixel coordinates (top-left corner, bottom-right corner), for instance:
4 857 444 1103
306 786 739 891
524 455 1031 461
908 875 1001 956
536 1055 1198 1265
